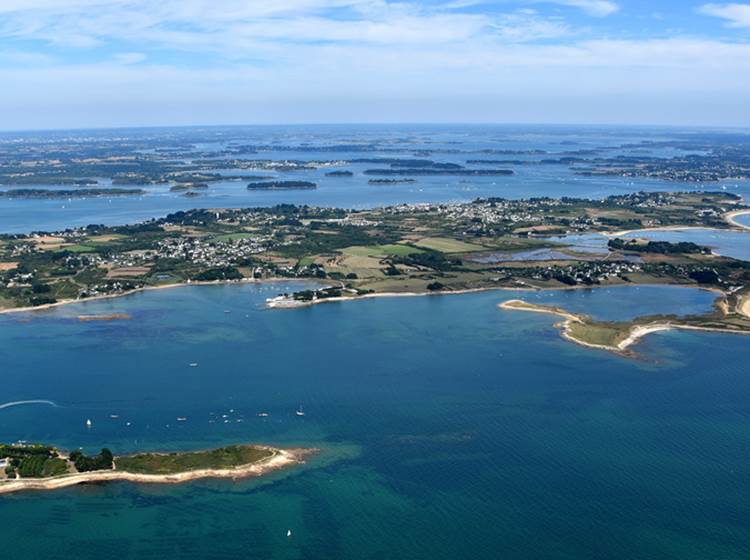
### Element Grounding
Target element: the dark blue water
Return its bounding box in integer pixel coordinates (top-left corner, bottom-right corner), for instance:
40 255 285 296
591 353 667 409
3 125 750 233
2 283 750 559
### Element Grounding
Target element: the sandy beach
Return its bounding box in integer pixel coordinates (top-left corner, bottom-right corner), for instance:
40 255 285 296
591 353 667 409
499 299 750 355
605 225 714 237
498 299 635 354
725 210 750 231
605 210 750 237
740 297 750 319
0 447 312 496
265 286 531 310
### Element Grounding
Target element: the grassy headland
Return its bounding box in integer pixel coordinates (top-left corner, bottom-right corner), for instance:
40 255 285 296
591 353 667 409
0 443 310 495
500 295 750 356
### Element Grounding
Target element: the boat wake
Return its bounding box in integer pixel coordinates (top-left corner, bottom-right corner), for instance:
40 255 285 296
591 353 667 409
0 400 58 410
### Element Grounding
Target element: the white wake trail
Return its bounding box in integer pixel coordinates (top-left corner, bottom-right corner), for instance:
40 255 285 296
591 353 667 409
0 400 57 410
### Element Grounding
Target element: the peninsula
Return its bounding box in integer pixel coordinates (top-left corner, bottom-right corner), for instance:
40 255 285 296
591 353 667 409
499 298 750 356
0 443 312 495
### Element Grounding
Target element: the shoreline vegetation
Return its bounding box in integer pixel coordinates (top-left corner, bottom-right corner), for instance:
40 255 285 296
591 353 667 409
0 444 313 495
499 298 750 356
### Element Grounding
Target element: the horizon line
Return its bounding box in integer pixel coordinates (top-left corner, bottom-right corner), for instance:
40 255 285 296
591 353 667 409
2 121 750 135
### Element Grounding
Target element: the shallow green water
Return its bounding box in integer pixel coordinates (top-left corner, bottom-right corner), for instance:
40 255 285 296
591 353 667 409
1 283 749 559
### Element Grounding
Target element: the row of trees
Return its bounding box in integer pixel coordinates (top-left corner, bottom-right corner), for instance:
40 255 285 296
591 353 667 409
69 448 114 472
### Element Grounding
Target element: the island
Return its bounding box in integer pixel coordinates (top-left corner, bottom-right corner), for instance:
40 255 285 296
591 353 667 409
0 442 313 495
169 182 209 192
3 129 750 190
0 188 145 199
247 180 317 190
368 178 417 184
363 168 513 176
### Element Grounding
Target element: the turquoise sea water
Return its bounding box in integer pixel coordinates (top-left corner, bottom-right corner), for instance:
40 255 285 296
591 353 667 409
2 283 750 559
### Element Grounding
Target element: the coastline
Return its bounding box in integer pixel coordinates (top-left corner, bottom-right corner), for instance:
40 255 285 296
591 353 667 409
0 447 312 496
0 277 311 316
266 282 726 310
725 209 750 231
604 210 750 237
605 225 718 237
499 299 750 355
265 285 534 309
741 296 750 319
0 275 726 317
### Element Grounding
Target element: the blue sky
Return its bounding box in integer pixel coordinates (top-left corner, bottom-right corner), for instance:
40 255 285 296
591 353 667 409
0 0 749 129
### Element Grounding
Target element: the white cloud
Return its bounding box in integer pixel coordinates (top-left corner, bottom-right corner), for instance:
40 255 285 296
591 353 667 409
0 50 53 65
0 0 574 53
112 52 147 65
0 0 585 71
3 36 750 128
536 0 619 17
699 3 750 28
1 1 750 127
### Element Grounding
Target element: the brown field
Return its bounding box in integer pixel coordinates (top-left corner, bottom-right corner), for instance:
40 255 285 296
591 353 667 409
88 234 126 243
106 266 151 278
586 209 642 221
513 225 567 234
0 262 18 271
33 236 69 250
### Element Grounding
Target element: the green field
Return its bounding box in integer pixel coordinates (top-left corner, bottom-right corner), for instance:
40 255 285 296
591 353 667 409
341 244 424 258
412 237 487 253
115 445 274 474
297 256 317 267
57 244 97 253
211 232 255 243
88 234 127 244
566 321 632 348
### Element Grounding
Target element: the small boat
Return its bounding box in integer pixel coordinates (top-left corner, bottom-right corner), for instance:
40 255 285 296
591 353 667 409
295 406 305 417
257 412 269 417
177 417 187 422
86 419 92 428
287 529 292 538
110 414 119 419
189 363 199 367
